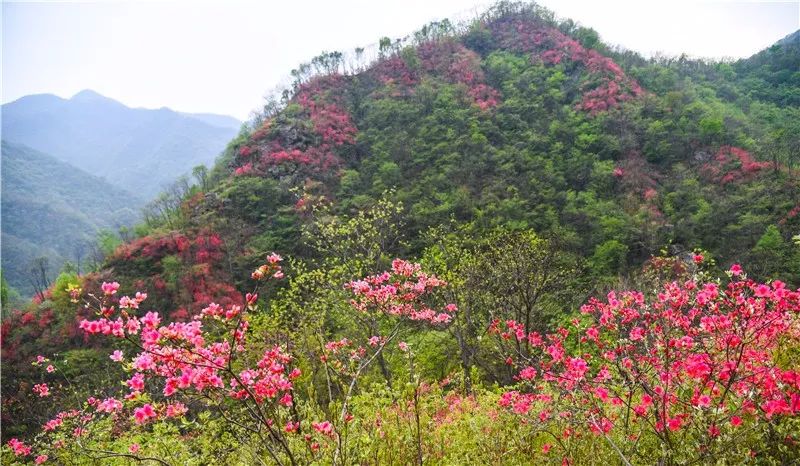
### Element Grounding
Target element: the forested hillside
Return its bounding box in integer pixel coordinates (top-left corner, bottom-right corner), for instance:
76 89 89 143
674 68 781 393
1 141 143 297
2 2 799 464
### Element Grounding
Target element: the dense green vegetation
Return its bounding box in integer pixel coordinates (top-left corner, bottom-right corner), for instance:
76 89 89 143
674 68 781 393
0 141 143 297
2 2 798 464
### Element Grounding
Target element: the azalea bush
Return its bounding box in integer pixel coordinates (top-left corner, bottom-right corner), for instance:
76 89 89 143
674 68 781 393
496 262 800 464
5 255 305 465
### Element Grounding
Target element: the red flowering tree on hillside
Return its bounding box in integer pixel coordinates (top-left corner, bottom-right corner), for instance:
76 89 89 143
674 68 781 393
416 39 501 110
371 56 419 95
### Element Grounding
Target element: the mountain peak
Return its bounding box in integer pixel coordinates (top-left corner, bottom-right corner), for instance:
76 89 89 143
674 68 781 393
70 89 112 102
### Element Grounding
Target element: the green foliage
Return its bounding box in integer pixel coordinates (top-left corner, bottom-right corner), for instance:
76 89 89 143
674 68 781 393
49 271 80 306
0 141 143 296
303 195 406 270
421 225 583 390
96 230 123 257
589 239 628 278
1 269 24 314
755 224 785 251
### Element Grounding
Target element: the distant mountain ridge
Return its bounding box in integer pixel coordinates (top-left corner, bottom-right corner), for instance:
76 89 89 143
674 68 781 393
178 111 242 130
1 141 144 296
1 90 240 197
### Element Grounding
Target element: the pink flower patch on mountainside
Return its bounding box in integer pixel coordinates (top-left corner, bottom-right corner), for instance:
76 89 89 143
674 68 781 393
234 74 357 178
702 146 772 185
417 39 500 110
489 16 643 115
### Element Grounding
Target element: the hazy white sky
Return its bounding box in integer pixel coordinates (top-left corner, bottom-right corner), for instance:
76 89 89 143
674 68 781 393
2 0 798 120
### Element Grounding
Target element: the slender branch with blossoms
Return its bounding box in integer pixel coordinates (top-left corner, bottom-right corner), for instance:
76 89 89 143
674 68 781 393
321 259 456 464
495 262 800 464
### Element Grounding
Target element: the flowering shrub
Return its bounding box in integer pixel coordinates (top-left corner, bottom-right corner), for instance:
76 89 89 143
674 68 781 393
496 263 800 463
702 146 772 185
109 232 190 262
346 259 455 325
4 253 799 464
371 56 419 92
4 257 461 465
109 231 224 265
314 259 456 460
613 150 664 221
5 255 306 465
780 203 800 226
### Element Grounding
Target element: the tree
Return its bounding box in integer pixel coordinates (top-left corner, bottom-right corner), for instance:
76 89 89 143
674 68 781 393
480 229 579 346
424 226 581 389
378 37 392 58
302 195 405 274
192 164 209 191
142 176 192 229
0 270 22 315
27 257 52 302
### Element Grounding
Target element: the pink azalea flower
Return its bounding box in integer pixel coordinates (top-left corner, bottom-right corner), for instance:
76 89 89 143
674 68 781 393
165 402 187 418
667 417 682 431
133 404 157 424
33 383 50 397
312 421 334 437
101 281 120 295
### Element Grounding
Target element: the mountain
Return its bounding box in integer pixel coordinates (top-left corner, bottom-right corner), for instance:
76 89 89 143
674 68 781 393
55 14 800 314
1 90 240 198
1 141 144 297
3 3 799 454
